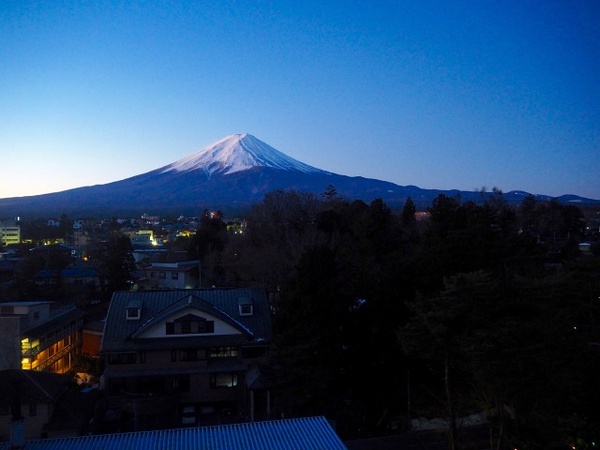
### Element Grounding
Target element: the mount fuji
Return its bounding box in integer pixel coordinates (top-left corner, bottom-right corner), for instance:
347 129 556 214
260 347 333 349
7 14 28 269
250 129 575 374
161 133 327 178
0 133 598 218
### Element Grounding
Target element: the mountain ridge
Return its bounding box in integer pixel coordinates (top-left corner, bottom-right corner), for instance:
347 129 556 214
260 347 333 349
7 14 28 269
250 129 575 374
0 134 598 219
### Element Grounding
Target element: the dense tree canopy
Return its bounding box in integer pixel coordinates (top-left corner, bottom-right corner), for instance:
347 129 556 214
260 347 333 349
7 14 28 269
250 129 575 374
216 189 600 448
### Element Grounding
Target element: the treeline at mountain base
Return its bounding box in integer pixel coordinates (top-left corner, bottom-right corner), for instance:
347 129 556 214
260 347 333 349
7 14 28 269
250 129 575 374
188 188 600 450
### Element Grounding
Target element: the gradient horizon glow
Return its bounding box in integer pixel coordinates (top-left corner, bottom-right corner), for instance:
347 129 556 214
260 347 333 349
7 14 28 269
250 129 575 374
1 1 599 200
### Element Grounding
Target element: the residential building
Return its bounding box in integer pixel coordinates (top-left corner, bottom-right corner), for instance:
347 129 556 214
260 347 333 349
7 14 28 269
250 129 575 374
0 222 20 247
123 229 157 247
37 266 101 288
0 302 85 373
138 259 200 290
100 288 273 429
0 370 71 442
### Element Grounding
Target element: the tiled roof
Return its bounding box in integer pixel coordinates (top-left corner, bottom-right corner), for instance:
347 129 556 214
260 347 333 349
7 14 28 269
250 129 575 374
0 370 70 405
101 288 272 353
0 416 348 450
38 268 99 278
23 307 85 338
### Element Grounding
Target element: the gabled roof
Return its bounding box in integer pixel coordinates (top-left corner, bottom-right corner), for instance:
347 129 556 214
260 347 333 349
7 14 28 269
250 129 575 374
23 306 85 338
129 294 253 339
0 370 70 405
101 288 272 353
38 267 99 278
0 416 348 450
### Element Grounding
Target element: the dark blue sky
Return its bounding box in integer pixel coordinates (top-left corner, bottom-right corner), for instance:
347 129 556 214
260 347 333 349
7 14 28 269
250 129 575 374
2 0 599 200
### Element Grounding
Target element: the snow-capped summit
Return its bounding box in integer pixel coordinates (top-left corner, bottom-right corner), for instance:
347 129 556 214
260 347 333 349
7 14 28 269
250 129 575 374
161 133 326 179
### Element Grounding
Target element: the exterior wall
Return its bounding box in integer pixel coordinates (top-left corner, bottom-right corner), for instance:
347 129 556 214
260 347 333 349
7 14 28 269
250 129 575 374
81 330 102 357
11 303 51 330
145 268 197 289
146 269 187 289
105 346 250 421
0 317 22 371
29 328 81 373
0 401 52 441
137 308 242 339
0 225 20 246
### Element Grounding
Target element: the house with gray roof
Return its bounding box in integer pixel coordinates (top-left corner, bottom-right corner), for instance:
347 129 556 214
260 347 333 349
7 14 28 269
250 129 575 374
0 370 70 442
100 288 273 430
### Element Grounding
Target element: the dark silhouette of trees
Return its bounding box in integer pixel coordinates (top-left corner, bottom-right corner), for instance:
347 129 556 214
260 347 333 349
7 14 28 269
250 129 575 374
217 188 600 446
88 233 135 300
189 209 227 286
401 196 416 226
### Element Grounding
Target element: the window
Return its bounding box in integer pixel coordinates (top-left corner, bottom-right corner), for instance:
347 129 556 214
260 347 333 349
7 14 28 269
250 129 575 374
126 307 140 320
209 346 238 358
166 315 214 335
210 373 238 388
108 353 136 365
238 297 254 316
140 351 146 364
171 272 179 280
239 304 253 316
180 349 206 362
29 403 37 417
159 272 166 279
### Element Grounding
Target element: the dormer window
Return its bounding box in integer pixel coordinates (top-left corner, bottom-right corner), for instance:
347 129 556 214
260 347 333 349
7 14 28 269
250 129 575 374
127 308 140 320
238 297 253 316
126 299 142 320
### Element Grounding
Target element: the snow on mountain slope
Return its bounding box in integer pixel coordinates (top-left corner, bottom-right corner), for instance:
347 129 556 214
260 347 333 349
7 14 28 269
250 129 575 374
160 133 327 178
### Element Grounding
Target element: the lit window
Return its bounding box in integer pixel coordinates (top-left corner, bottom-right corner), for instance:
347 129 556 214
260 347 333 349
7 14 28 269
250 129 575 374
210 373 238 388
209 346 238 358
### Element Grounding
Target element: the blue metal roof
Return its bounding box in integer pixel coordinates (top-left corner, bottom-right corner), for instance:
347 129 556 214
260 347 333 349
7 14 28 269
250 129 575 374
0 416 348 450
101 288 273 353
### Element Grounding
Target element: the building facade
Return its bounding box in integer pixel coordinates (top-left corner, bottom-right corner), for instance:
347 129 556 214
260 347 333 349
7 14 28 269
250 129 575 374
0 302 85 373
100 288 273 429
0 222 20 247
0 370 71 442
138 260 200 290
